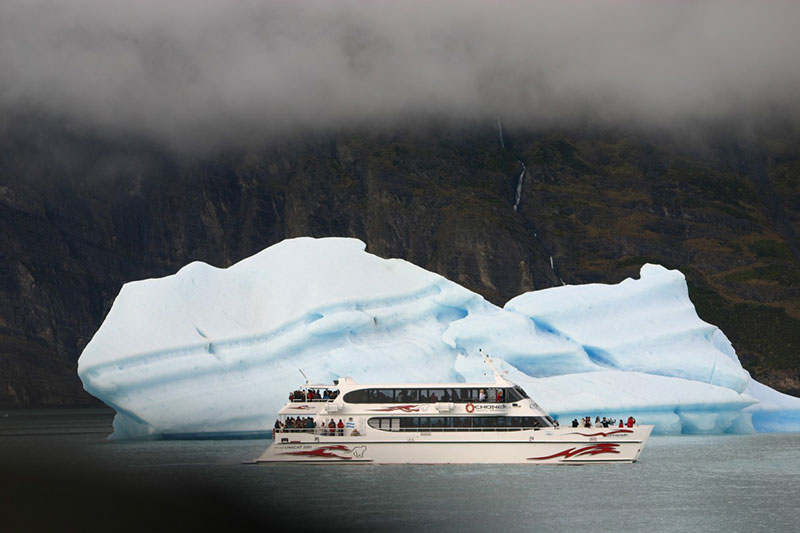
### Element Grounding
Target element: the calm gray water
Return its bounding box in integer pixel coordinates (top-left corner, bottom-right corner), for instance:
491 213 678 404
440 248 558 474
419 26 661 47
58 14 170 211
2 409 799 532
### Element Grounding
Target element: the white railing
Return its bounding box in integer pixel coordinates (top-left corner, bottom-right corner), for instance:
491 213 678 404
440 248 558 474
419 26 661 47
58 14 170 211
374 426 551 432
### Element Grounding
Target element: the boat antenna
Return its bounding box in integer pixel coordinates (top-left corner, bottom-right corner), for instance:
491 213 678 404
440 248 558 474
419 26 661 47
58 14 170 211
478 349 507 382
298 368 310 387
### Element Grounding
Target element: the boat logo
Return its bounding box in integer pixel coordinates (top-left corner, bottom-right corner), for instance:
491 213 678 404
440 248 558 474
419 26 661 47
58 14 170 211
527 443 621 461
369 405 425 413
466 403 506 413
280 445 368 460
474 404 507 411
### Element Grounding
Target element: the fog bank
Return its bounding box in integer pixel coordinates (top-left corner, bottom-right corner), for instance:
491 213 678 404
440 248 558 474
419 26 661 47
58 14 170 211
2 0 799 147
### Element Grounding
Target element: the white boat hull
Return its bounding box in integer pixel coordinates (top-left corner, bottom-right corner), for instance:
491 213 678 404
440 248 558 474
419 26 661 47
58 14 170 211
255 426 652 465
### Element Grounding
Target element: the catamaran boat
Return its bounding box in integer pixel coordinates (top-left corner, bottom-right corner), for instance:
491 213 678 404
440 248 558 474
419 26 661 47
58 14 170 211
254 353 652 464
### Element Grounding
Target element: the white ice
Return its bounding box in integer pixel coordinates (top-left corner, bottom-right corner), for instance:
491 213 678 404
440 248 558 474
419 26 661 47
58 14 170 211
77 237 800 438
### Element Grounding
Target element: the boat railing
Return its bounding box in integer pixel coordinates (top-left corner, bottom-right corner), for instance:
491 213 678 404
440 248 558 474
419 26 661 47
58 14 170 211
274 426 552 435
273 427 360 436
381 426 552 432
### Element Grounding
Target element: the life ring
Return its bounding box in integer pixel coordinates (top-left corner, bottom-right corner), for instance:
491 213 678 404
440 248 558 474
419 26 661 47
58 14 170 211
465 403 475 413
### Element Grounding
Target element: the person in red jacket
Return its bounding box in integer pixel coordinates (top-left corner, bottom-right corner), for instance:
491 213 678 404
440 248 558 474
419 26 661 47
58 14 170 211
337 419 344 436
328 419 336 436
626 416 635 428
619 419 624 427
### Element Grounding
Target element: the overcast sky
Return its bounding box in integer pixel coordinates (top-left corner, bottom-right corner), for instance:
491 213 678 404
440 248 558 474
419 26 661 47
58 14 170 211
2 0 799 148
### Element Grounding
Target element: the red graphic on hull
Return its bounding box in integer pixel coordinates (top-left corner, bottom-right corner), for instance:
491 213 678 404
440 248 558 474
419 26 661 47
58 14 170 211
280 445 354 460
369 405 421 412
528 443 621 461
567 429 633 438
288 405 311 410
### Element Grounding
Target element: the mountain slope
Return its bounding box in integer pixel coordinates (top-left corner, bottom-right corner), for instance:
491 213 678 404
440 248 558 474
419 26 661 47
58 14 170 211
1 117 798 405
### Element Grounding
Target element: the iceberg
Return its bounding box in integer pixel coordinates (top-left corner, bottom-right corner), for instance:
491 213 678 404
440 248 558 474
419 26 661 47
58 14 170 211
77 237 800 438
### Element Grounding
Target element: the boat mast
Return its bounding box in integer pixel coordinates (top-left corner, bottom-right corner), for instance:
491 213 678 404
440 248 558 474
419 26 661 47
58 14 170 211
478 349 508 384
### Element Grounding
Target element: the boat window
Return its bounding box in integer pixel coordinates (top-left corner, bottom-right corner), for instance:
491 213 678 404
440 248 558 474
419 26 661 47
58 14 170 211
427 389 445 402
342 389 369 403
367 416 553 431
399 417 419 430
472 417 497 428
452 417 471 428
397 389 418 402
343 387 528 404
376 389 395 402
430 417 448 428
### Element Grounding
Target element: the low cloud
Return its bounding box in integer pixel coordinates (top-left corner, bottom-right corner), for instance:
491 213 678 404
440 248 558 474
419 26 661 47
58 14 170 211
2 0 799 148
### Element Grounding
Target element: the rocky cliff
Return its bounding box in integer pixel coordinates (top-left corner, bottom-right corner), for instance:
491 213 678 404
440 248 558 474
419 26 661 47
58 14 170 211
1 116 798 406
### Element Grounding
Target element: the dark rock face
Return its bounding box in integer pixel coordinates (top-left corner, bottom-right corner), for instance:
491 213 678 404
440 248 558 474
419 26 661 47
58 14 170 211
1 117 799 406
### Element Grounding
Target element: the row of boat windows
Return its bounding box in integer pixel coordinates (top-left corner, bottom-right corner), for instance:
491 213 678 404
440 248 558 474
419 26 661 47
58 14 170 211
367 416 554 431
342 386 529 404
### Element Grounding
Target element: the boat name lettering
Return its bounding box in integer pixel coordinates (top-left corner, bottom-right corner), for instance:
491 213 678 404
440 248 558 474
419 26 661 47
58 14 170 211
472 404 507 410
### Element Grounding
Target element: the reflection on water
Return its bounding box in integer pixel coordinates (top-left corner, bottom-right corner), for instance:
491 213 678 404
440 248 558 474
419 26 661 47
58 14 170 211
2 409 799 532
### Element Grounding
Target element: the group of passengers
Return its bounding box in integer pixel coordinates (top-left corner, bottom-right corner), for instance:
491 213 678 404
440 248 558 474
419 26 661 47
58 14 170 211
569 416 637 428
274 417 358 436
319 418 357 436
288 388 339 402
479 389 503 402
274 416 316 433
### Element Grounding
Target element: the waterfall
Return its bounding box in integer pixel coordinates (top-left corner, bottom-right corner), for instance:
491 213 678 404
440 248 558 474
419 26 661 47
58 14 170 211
513 161 526 212
497 118 505 150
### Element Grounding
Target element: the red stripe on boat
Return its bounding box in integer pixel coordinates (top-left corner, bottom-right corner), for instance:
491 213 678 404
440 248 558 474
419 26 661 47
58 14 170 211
528 443 621 461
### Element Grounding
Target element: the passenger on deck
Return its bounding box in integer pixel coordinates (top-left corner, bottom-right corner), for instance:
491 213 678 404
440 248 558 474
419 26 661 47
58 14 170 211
496 390 504 402
274 419 283 433
337 419 344 436
626 416 636 428
328 419 336 435
479 389 487 402
572 419 579 428
307 389 315 401
619 419 624 427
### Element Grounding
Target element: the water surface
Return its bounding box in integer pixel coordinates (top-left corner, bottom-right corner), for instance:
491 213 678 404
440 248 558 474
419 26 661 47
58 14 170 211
1 409 798 532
